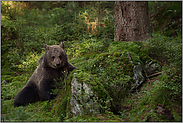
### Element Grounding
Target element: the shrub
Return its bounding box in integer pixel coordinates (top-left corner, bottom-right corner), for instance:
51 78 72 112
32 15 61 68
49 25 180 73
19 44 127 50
147 33 182 101
16 52 43 73
148 33 182 72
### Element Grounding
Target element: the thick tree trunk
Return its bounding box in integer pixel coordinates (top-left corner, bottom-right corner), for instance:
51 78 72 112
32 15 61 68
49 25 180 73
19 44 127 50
114 1 151 41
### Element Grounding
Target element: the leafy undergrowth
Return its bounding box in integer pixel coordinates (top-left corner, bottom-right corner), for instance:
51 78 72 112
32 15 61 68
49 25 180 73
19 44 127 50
65 111 123 122
1 34 182 122
120 76 182 122
1 1 181 122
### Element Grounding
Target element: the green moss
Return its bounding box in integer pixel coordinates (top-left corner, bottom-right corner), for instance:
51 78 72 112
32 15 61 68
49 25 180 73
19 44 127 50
1 70 15 76
112 41 121 45
1 52 11 67
113 52 121 57
1 72 26 83
65 112 123 122
98 52 110 58
2 38 170 122
73 69 112 105
108 41 140 54
51 83 72 121
1 99 14 114
140 54 151 63
152 60 157 64
131 56 142 65
55 93 70 121
129 44 140 54
107 41 152 70
84 52 97 60
50 69 115 120
1 75 12 82
172 110 182 122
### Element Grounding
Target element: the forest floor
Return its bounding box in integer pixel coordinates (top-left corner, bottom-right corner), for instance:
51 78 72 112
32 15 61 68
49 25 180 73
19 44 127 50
1 39 182 122
120 77 182 122
1 62 182 122
64 74 181 122
1 2 182 122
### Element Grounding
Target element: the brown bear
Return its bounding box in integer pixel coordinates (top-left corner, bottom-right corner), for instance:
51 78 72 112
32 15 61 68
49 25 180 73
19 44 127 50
14 42 76 107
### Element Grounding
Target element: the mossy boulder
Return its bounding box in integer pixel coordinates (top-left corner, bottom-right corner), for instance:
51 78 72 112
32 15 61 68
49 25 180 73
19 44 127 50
51 41 162 121
107 41 152 65
108 41 141 54
51 69 114 121
104 41 161 91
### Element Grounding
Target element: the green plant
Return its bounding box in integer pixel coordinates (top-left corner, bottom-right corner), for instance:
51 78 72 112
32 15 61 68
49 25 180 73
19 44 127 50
148 1 182 36
16 52 43 73
147 33 182 101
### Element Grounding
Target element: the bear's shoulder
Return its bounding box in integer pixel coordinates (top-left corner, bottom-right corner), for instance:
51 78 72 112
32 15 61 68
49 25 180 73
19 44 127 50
38 54 45 65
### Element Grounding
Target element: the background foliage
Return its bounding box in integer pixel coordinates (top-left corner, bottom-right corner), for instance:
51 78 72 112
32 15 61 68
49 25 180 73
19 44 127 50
1 1 182 122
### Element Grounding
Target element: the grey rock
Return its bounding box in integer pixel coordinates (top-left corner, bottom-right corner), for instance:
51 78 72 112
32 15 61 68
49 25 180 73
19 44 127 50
70 73 99 117
157 106 164 113
2 80 7 84
126 52 146 91
145 60 161 75
131 62 145 90
127 52 161 91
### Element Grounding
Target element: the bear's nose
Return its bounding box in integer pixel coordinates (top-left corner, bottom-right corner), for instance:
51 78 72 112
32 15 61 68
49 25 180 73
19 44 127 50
56 63 60 66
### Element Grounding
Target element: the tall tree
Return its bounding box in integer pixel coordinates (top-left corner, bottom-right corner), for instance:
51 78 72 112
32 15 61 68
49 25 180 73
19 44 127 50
114 1 151 41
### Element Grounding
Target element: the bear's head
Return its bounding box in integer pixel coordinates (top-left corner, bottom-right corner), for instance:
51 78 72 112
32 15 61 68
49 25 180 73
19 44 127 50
44 42 68 69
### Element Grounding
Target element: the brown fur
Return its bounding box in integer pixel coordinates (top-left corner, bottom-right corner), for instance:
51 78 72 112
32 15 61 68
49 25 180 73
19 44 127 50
14 42 76 107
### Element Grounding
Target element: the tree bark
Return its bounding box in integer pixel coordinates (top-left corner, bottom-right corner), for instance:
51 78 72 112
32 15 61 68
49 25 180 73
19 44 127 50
114 1 151 41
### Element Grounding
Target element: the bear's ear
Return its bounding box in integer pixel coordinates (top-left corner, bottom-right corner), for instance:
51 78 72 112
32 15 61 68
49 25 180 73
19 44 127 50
44 44 49 51
59 42 65 49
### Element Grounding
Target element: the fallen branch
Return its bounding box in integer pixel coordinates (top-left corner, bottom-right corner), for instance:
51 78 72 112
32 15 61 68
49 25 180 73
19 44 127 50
147 72 162 78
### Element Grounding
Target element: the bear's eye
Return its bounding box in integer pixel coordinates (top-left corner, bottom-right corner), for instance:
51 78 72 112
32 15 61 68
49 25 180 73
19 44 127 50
59 55 62 59
51 56 55 59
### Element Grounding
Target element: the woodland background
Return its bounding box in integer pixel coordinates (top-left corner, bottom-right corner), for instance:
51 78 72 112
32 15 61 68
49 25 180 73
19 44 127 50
1 1 182 122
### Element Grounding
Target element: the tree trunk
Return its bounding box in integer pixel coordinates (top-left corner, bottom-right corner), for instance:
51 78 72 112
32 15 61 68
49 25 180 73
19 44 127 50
114 1 151 41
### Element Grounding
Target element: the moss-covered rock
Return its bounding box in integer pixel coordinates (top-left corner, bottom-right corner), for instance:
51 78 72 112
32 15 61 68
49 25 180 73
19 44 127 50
74 41 155 105
98 41 161 93
50 41 161 120
108 41 141 54
51 69 114 121
70 73 99 116
113 51 121 57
